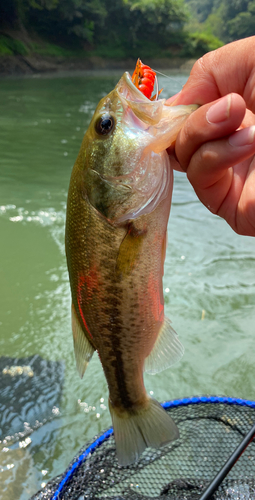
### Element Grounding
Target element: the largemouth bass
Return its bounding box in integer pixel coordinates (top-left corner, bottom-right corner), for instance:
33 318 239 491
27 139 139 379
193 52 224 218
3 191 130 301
65 71 197 466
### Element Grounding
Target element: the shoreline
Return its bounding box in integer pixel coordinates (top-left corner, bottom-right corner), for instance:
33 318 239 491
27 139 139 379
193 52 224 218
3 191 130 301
0 54 196 78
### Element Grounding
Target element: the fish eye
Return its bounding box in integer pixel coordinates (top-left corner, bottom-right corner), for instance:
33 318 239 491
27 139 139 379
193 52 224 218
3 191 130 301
95 114 115 136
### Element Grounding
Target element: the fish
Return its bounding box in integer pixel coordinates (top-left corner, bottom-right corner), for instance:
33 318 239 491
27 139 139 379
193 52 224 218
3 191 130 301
65 68 197 466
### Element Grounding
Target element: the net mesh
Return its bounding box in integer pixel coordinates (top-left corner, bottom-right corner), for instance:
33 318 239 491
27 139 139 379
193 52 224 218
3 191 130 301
30 397 255 500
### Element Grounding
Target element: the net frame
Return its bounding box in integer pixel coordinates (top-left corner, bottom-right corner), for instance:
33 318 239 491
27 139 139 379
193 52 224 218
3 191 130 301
50 395 255 500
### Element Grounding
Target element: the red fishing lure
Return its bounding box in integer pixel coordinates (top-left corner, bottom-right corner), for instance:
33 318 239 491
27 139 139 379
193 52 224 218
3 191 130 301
132 58 162 100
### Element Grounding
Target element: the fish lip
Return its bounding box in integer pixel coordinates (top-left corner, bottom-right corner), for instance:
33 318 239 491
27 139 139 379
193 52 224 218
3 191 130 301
117 72 165 126
117 72 150 102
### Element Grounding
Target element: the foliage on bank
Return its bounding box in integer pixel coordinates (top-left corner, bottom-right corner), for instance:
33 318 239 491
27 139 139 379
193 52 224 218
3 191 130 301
0 0 224 60
185 0 255 42
0 0 223 59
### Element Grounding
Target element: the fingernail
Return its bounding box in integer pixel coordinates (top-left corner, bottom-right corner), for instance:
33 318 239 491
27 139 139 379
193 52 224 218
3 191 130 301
206 95 231 124
229 126 255 147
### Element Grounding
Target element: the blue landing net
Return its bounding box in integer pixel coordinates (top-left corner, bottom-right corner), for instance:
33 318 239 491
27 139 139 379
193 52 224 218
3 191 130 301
30 396 255 500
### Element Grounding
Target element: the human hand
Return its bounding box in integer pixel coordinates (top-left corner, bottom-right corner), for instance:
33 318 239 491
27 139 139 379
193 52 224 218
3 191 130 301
167 36 255 236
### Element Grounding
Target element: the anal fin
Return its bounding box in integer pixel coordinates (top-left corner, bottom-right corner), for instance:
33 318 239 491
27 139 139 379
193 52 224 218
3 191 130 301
72 304 95 378
144 316 184 374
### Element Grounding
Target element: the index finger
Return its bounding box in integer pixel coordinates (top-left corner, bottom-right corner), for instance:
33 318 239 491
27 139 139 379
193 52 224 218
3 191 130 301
169 37 255 113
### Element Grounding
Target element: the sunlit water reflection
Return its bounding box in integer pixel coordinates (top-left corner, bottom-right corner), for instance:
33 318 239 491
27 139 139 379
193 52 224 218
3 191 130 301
0 71 254 499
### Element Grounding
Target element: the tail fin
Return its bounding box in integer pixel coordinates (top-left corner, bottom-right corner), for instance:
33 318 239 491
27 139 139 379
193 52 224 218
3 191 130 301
109 398 179 466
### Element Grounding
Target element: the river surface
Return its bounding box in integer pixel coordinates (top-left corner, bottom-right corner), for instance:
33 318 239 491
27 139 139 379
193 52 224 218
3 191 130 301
0 71 255 499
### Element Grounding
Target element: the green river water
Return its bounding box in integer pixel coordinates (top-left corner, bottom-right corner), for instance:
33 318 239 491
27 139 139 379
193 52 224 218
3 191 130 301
0 71 255 499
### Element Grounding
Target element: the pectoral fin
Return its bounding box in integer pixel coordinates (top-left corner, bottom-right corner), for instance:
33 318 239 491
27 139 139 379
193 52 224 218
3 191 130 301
116 223 145 277
144 317 184 374
72 304 95 378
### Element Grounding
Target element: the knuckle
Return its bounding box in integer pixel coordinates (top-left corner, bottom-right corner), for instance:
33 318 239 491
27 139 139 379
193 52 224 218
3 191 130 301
187 145 218 186
197 146 220 175
176 116 205 171
190 52 211 78
180 114 197 146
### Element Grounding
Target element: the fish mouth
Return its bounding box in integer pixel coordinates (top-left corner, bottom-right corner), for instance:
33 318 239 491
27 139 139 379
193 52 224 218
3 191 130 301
116 72 165 126
116 72 198 153
117 72 149 102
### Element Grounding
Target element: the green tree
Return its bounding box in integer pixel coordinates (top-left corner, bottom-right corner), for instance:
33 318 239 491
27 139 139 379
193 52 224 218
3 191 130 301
0 0 224 58
185 0 214 22
185 0 255 43
221 0 249 20
227 11 255 39
27 0 107 45
92 0 190 58
225 0 255 40
0 0 107 44
123 0 188 46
